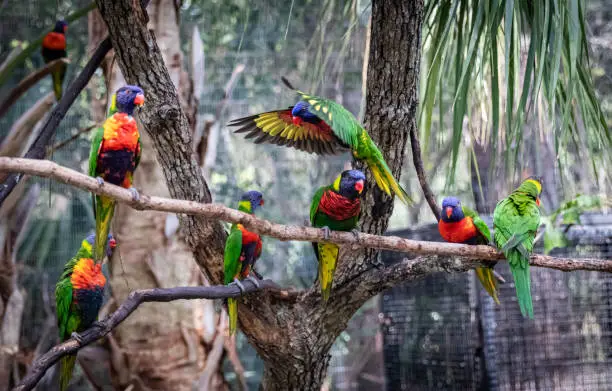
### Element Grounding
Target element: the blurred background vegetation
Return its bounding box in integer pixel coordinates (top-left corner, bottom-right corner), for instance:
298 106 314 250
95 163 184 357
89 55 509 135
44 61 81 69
0 0 610 389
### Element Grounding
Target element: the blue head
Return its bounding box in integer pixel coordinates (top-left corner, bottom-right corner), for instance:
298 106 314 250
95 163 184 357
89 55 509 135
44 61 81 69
334 170 366 200
441 197 465 222
85 233 117 258
113 85 145 116
54 20 67 33
239 190 264 213
291 101 320 124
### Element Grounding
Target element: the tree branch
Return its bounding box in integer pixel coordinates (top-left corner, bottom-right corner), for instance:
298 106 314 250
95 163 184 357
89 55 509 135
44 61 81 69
13 279 284 391
0 38 112 207
0 157 609 273
0 59 70 118
409 126 441 221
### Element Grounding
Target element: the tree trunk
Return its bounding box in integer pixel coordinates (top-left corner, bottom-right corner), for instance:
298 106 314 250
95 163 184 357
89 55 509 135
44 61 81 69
94 0 423 389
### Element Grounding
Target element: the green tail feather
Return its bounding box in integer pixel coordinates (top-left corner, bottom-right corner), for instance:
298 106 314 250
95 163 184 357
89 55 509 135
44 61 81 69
366 153 413 206
60 354 76 391
228 298 238 335
318 243 339 302
509 252 533 318
475 267 500 305
52 64 66 101
94 195 115 263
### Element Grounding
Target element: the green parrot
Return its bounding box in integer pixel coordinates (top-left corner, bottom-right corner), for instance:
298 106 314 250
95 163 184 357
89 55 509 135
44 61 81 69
55 233 115 391
228 78 413 205
310 170 365 302
493 177 542 318
89 85 144 263
224 191 264 335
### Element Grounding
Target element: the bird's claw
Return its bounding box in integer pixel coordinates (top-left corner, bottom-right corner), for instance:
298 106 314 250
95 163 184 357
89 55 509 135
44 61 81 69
232 278 246 293
129 187 140 201
71 332 84 345
95 177 105 186
350 229 361 241
246 274 261 288
321 226 331 241
252 269 263 280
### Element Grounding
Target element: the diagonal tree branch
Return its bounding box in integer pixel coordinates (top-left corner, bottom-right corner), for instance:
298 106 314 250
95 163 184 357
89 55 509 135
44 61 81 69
0 59 70 118
0 157 609 273
0 38 112 207
12 279 286 391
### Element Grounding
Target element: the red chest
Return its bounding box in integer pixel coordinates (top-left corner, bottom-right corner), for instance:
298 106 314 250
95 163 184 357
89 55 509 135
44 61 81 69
238 225 262 256
319 190 361 220
438 218 478 244
42 32 66 50
102 113 140 152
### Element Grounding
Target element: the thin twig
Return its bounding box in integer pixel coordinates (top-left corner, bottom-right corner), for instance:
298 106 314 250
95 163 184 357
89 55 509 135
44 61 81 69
409 126 441 220
0 59 70 118
0 157 610 273
13 279 283 391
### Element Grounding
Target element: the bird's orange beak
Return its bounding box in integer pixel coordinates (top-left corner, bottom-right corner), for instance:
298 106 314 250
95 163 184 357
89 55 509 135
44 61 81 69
446 206 453 218
134 93 145 106
259 199 265 206
536 197 541 207
355 180 364 193
109 238 117 249
63 26 68 33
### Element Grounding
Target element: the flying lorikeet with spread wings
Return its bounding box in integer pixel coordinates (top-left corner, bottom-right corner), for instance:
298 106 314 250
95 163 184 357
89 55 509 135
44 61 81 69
438 197 499 304
224 190 264 335
493 177 542 319
310 170 365 302
89 85 144 263
41 20 68 100
55 233 116 391
228 78 412 205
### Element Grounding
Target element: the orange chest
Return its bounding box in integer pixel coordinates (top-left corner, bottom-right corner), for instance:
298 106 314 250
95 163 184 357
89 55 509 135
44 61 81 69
438 218 478 244
42 32 66 50
102 113 140 151
238 225 263 255
70 258 106 290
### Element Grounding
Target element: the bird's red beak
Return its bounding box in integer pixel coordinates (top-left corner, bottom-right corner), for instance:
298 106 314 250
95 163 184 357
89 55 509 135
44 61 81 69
292 116 303 126
63 26 68 33
536 198 541 207
355 180 364 193
259 199 264 206
446 206 453 218
134 93 145 106
109 238 117 249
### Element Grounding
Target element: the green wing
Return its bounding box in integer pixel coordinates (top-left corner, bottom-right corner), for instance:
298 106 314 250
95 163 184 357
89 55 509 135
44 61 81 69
309 186 326 225
295 91 361 148
462 206 491 243
88 126 104 178
55 257 78 341
134 135 142 170
223 227 243 285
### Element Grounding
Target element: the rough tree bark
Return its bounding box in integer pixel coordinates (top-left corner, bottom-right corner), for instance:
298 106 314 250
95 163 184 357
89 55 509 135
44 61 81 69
89 2 227 390
93 0 423 389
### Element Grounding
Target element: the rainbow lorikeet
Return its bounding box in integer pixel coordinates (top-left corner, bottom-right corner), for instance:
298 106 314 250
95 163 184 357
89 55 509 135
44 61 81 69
438 197 500 304
55 233 116 391
310 170 365 302
89 85 144 263
493 177 542 319
228 78 412 206
41 20 68 100
224 190 264 335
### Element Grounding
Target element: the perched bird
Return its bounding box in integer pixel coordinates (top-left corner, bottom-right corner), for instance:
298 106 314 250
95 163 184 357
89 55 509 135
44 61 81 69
55 233 116 391
310 170 365 302
224 190 264 335
438 197 499 304
89 85 144 263
228 78 412 205
493 177 542 318
41 20 68 100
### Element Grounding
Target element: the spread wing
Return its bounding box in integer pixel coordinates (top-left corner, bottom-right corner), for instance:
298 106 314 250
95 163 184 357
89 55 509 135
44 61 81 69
223 227 243 285
295 92 362 148
229 108 349 155
462 206 492 243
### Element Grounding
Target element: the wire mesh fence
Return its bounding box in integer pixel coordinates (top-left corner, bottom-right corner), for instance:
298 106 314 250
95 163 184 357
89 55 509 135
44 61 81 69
381 214 612 391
